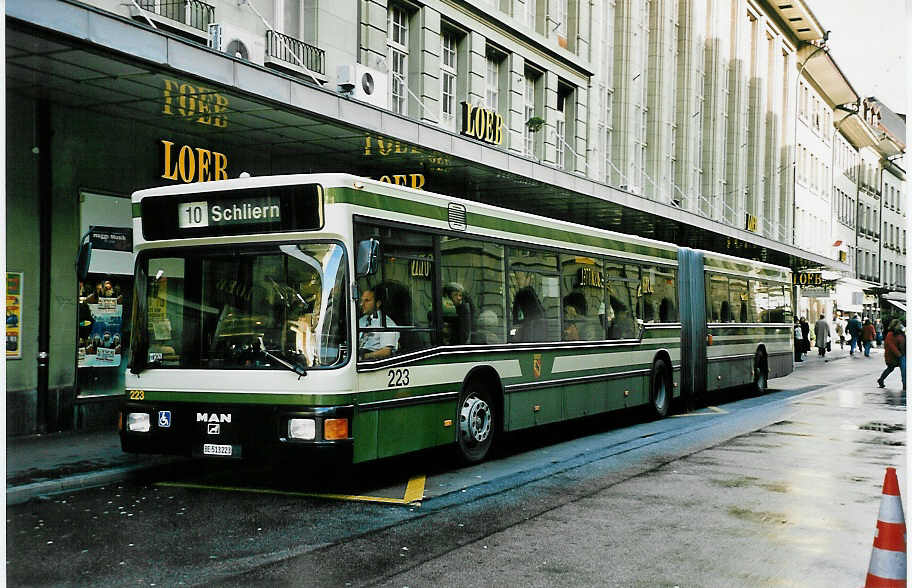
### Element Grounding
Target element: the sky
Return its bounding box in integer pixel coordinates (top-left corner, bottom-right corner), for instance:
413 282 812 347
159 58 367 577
804 0 907 114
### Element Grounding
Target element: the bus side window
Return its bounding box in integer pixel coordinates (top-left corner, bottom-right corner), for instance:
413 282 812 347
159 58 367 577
729 277 748 324
509 247 559 342
641 265 677 323
441 237 506 346
706 274 729 323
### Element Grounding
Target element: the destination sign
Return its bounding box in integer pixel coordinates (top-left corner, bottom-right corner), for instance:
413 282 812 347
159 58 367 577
141 185 323 240
177 198 281 228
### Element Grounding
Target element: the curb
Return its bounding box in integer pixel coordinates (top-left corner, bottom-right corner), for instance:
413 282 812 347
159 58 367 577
7 457 185 506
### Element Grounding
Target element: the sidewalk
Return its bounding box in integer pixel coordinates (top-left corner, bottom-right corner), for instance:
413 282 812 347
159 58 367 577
5 343 894 506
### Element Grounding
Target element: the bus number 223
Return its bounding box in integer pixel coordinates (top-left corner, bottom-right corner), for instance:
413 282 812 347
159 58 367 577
388 369 410 387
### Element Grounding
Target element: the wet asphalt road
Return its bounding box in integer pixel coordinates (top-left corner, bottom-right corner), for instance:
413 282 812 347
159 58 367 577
7 352 905 587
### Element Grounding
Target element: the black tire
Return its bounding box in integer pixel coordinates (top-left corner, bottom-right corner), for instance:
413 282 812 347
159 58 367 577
456 384 496 464
753 350 769 394
650 359 671 418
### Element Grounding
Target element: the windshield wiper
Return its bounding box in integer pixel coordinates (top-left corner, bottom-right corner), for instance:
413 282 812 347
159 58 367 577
263 349 308 379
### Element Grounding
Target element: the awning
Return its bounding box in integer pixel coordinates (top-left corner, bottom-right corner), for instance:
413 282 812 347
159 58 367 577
886 299 907 312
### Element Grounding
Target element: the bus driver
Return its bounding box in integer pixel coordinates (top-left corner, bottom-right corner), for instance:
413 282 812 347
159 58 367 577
358 288 399 360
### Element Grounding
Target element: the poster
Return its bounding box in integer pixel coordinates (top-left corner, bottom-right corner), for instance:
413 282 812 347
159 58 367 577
7 272 23 359
78 278 126 368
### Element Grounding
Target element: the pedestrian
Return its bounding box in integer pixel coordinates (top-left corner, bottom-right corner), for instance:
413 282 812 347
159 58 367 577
862 318 875 357
875 319 884 347
793 319 803 362
800 317 811 358
877 320 906 390
814 314 830 358
835 316 845 349
846 313 863 356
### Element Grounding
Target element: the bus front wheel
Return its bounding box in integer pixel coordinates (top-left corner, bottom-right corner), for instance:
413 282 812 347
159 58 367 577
456 386 495 464
650 359 671 418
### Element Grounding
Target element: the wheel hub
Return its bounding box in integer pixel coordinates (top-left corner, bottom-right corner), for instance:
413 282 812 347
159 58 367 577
460 395 491 444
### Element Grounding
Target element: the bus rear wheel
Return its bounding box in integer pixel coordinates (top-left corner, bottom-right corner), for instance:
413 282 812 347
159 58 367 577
456 386 495 464
650 359 671 418
753 351 769 394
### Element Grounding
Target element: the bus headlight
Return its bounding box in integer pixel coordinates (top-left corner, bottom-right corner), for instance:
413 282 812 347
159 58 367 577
127 413 151 432
288 418 316 440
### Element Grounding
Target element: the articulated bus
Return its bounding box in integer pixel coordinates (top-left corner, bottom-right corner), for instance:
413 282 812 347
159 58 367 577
119 173 794 464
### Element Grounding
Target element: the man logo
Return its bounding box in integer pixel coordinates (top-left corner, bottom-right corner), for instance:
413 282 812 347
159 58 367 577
197 413 231 423
207 423 220 435
158 411 171 428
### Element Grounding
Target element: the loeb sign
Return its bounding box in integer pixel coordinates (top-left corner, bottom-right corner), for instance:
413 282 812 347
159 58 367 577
461 102 504 146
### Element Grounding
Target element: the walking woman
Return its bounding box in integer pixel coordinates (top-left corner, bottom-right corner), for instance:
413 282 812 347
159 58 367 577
814 314 830 358
862 318 876 357
877 320 906 389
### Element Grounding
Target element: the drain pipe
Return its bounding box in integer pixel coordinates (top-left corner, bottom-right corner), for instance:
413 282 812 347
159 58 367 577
36 99 53 433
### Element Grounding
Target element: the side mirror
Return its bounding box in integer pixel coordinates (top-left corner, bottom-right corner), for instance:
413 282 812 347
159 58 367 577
355 238 380 278
76 234 92 282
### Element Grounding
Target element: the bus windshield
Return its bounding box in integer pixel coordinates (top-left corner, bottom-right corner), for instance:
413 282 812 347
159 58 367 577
131 242 349 372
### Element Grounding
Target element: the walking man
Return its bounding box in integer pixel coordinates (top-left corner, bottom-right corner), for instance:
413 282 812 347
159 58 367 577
847 313 863 356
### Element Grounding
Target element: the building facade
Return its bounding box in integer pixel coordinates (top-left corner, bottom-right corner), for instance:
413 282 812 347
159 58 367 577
5 0 903 435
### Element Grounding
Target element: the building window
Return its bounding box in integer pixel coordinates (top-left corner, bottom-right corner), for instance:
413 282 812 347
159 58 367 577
388 5 409 115
524 71 540 158
551 0 567 38
485 52 501 112
441 30 458 130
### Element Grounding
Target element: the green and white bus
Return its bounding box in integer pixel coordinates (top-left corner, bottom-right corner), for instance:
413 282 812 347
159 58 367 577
119 173 793 464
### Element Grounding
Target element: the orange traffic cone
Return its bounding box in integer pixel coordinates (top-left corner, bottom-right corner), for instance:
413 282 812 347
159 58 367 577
864 467 906 587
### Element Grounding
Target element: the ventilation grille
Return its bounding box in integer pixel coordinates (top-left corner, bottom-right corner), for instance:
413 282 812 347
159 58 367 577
448 203 467 231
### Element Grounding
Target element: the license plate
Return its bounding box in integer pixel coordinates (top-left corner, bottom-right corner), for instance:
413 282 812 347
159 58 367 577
202 443 232 456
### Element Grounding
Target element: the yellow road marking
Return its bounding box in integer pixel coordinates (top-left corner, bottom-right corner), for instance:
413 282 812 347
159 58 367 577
155 474 426 506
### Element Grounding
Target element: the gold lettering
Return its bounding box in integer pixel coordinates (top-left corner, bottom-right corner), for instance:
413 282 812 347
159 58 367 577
379 175 392 184
474 108 485 139
494 114 503 145
195 93 212 126
196 148 212 182
463 102 475 136
364 134 372 156
178 145 196 183
213 152 228 180
378 138 393 156
161 140 178 180
484 110 495 142
162 79 177 115
212 93 228 128
410 174 425 190
178 83 196 117
394 142 408 154
393 174 407 185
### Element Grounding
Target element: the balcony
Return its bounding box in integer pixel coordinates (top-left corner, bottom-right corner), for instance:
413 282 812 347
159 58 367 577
264 30 326 82
130 0 215 41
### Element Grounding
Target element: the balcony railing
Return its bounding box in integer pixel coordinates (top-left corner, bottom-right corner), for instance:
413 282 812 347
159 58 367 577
266 30 325 76
138 0 214 32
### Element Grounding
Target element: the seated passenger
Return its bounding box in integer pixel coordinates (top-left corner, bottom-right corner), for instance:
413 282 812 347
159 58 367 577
442 282 472 345
358 288 399 360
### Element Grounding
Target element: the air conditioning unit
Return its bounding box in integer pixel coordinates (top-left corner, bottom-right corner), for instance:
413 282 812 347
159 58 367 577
208 23 265 65
337 64 389 109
